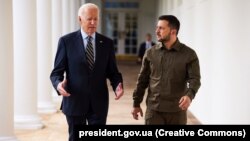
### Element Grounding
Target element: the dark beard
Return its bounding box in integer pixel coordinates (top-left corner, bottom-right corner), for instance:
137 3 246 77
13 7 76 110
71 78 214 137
159 33 170 43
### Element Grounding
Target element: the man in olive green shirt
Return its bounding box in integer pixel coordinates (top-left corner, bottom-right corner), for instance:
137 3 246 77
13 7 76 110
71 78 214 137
132 15 201 124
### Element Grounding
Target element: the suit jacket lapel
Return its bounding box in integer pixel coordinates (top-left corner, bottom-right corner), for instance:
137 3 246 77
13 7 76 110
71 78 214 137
94 33 104 71
76 31 104 70
76 30 87 64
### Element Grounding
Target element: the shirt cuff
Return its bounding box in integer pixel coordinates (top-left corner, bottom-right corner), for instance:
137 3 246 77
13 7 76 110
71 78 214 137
133 102 140 108
186 89 195 100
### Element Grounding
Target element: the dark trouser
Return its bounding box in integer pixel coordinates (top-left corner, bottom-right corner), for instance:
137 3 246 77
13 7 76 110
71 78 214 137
145 108 187 125
65 108 107 141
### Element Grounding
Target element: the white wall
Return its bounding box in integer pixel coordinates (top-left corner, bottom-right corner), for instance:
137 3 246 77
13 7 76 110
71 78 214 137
157 0 250 124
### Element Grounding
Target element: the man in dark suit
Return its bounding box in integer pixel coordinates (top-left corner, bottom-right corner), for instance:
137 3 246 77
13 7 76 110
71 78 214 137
137 33 155 63
50 3 124 141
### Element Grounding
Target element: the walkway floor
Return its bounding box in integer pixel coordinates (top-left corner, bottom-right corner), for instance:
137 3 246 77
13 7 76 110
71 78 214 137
15 61 200 141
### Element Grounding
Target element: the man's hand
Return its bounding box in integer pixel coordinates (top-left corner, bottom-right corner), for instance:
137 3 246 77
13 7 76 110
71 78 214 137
115 82 124 100
131 107 143 120
57 79 70 97
179 95 191 110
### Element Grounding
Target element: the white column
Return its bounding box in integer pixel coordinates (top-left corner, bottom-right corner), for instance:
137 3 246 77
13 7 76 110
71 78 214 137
0 1 18 140
62 0 70 34
13 0 43 129
52 0 62 58
37 0 56 114
70 0 80 32
52 0 63 102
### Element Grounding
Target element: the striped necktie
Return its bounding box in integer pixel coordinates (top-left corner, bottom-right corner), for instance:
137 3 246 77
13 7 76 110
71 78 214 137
86 36 94 70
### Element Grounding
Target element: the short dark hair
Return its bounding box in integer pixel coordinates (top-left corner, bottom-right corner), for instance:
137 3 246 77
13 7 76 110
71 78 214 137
158 15 180 35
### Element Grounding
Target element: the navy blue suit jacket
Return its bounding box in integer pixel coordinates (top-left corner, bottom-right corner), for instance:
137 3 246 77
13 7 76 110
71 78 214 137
50 30 123 117
138 42 155 60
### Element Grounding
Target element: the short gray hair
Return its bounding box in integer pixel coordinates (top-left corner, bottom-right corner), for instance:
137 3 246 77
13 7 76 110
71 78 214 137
78 3 99 17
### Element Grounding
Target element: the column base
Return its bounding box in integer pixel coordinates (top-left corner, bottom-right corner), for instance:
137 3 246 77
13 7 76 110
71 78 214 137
38 101 57 114
14 115 44 129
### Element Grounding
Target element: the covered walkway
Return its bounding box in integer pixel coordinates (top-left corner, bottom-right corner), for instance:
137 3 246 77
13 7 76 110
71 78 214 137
15 61 200 141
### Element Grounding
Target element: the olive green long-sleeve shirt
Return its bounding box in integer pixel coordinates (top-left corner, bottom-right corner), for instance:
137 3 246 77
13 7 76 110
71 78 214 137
133 39 201 112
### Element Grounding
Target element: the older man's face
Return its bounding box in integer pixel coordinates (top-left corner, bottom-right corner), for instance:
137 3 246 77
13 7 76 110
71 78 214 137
79 7 99 35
